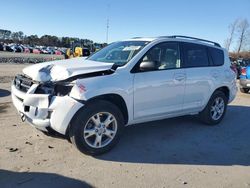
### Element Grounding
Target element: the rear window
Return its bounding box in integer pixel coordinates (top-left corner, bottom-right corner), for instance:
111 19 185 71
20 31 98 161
208 47 224 66
183 43 209 67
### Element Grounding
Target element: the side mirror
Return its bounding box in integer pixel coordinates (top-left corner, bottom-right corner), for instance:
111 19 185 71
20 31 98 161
139 61 156 72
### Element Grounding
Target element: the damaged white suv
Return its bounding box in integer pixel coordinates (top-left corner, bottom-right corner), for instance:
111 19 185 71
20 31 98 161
12 36 237 155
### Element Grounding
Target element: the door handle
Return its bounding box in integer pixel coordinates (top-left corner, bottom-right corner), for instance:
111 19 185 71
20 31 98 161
174 75 186 81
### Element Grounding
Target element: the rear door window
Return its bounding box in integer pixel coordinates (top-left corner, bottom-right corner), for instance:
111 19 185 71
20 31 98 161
182 43 209 68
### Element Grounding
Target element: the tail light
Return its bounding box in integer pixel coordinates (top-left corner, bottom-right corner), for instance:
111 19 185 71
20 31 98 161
241 68 246 76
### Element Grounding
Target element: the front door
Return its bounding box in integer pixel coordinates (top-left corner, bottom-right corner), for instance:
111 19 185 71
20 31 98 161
133 42 186 120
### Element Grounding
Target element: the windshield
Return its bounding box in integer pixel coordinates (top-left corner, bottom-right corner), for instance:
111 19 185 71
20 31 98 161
88 41 149 66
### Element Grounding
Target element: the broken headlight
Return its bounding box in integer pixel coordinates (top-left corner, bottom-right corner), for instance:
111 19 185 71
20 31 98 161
54 84 73 96
35 84 54 95
35 82 73 96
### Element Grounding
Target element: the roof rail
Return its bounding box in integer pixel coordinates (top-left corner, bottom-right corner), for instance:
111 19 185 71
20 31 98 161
159 35 221 47
131 37 142 39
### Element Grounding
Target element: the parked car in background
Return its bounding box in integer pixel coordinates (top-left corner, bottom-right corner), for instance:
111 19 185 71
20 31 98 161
0 43 4 51
5 45 14 52
46 47 55 54
39 47 48 54
59 48 67 55
0 43 69 56
54 50 62 55
25 46 33 53
11 36 237 155
235 59 250 78
19 45 29 53
10 44 24 53
239 61 250 93
32 48 41 54
23 47 30 53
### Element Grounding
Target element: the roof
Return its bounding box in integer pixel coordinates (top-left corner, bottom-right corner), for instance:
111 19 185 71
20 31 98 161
122 37 156 42
124 35 221 48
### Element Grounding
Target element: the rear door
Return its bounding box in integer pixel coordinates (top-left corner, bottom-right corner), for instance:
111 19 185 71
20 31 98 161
181 43 216 112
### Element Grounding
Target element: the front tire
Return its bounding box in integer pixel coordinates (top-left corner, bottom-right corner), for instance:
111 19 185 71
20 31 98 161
69 100 124 155
199 90 228 125
240 88 250 93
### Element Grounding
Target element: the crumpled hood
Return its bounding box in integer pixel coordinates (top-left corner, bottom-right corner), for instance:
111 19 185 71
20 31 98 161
22 57 114 82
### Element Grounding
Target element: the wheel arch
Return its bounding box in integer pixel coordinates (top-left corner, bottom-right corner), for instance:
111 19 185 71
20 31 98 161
213 86 230 102
199 85 230 125
85 93 129 125
66 93 129 137
201 86 230 113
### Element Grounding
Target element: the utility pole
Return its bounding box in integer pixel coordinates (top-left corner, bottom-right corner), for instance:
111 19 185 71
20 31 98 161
106 18 109 44
106 4 110 44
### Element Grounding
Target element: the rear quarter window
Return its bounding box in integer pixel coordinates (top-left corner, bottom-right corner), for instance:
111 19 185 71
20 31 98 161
208 47 224 66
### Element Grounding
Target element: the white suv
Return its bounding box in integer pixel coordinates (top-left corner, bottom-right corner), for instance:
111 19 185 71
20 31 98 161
11 36 237 155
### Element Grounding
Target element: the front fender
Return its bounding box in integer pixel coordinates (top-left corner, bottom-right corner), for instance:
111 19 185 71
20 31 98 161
69 75 133 122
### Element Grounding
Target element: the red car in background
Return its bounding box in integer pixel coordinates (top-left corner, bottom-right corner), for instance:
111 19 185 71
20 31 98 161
23 47 30 53
54 50 62 55
32 48 41 54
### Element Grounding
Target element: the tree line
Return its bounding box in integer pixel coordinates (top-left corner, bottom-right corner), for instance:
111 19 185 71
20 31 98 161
224 18 250 59
0 29 106 50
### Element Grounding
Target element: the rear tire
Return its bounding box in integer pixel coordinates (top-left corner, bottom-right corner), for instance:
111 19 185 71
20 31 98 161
240 88 249 93
199 90 228 125
69 100 124 155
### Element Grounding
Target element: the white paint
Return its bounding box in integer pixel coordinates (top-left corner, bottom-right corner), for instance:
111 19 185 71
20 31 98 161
12 37 237 135
22 57 114 82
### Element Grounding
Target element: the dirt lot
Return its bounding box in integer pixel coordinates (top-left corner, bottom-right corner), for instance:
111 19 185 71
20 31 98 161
0 63 250 188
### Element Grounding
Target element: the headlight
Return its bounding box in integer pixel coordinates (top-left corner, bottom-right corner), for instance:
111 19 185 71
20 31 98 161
35 84 54 95
35 82 73 96
54 84 73 96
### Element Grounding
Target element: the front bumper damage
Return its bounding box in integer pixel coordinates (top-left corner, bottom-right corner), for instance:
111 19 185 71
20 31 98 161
11 83 83 135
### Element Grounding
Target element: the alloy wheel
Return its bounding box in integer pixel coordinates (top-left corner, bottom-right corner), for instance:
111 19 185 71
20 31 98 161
83 112 117 148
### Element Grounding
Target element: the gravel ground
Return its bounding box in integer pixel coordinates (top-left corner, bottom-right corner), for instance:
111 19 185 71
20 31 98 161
0 63 250 188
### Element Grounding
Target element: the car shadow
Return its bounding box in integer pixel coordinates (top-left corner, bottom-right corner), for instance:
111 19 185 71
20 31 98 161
0 103 10 114
97 105 250 166
0 169 92 188
0 89 11 98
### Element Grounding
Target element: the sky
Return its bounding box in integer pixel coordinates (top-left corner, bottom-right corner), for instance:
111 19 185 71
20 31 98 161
0 0 250 47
